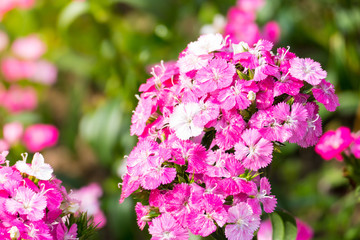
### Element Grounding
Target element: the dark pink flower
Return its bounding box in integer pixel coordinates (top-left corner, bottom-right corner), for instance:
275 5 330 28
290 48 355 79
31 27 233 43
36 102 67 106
23 124 59 152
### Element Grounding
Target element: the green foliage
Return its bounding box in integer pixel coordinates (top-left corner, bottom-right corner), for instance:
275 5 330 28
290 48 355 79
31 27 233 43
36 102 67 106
66 213 99 240
270 210 297 240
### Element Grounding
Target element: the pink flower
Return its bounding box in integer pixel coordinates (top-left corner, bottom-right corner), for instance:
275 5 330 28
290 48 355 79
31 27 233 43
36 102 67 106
130 96 154 136
55 222 78 240
22 124 59 152
187 194 228 237
248 177 277 213
312 79 339 112
0 30 9 52
0 140 9 153
11 35 46 60
195 57 235 93
3 122 23 145
262 21 281 43
289 57 327 85
148 213 189 240
1 58 35 81
17 0 36 9
1 85 38 113
72 183 106 228
31 60 58 85
135 202 150 230
315 127 353 161
236 0 265 12
235 128 273 171
351 135 360 158
5 186 47 221
225 202 260 240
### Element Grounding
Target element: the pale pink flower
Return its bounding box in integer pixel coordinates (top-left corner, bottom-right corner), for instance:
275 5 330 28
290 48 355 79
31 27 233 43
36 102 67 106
23 221 52 240
55 222 78 240
3 122 23 145
0 31 9 52
195 58 235 93
0 140 9 153
237 0 265 12
312 79 339 112
31 60 58 85
225 202 260 240
205 150 231 178
22 124 59 152
72 183 106 228
0 150 9 164
130 96 154 136
235 128 273 171
5 186 47 221
11 35 46 60
15 152 53 180
315 127 353 161
289 57 327 85
169 102 203 140
148 213 189 240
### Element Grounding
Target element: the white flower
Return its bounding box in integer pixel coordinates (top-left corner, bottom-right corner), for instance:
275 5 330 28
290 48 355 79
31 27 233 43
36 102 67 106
169 103 203 140
15 152 53 180
187 33 224 56
232 41 249 54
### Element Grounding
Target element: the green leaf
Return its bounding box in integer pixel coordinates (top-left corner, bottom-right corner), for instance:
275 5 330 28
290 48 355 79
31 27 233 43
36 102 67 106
270 210 297 240
58 1 90 30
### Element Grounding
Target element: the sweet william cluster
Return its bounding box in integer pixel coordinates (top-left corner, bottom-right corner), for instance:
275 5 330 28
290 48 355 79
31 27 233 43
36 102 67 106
120 33 339 240
0 151 93 240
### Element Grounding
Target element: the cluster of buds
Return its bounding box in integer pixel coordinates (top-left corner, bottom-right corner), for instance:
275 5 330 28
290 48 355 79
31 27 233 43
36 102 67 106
119 33 339 240
0 151 98 240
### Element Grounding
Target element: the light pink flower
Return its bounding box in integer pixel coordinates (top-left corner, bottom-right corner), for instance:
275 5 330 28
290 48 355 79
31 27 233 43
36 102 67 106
1 58 35 81
3 122 23 145
195 58 235 93
72 183 106 228
11 35 46 60
55 222 78 240
5 186 47 221
130 96 154 136
22 124 59 152
148 213 189 240
0 30 9 52
31 60 58 85
225 202 260 240
135 202 150 230
1 85 38 113
236 0 265 12
289 57 327 85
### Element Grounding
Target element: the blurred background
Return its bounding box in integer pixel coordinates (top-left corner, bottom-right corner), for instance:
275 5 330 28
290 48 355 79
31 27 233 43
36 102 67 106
0 0 359 239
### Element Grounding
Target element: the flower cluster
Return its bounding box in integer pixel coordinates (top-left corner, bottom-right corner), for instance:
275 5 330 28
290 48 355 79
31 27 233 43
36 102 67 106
120 33 338 240
201 0 281 45
0 32 59 153
0 151 96 240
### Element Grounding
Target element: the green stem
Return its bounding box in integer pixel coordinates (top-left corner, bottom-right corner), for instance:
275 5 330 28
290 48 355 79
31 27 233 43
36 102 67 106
210 228 227 240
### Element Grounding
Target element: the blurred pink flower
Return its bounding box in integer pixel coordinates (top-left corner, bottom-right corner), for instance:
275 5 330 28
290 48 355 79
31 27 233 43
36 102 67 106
0 30 9 52
0 139 9 152
0 0 15 16
237 0 265 12
351 134 360 159
1 85 38 113
315 127 353 161
262 21 281 44
3 121 23 145
72 183 106 228
11 35 46 60
23 124 59 152
257 219 313 240
16 0 36 9
32 60 57 85
1 58 36 81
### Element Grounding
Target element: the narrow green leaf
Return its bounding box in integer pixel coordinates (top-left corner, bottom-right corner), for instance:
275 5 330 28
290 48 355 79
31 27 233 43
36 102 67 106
270 210 297 240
